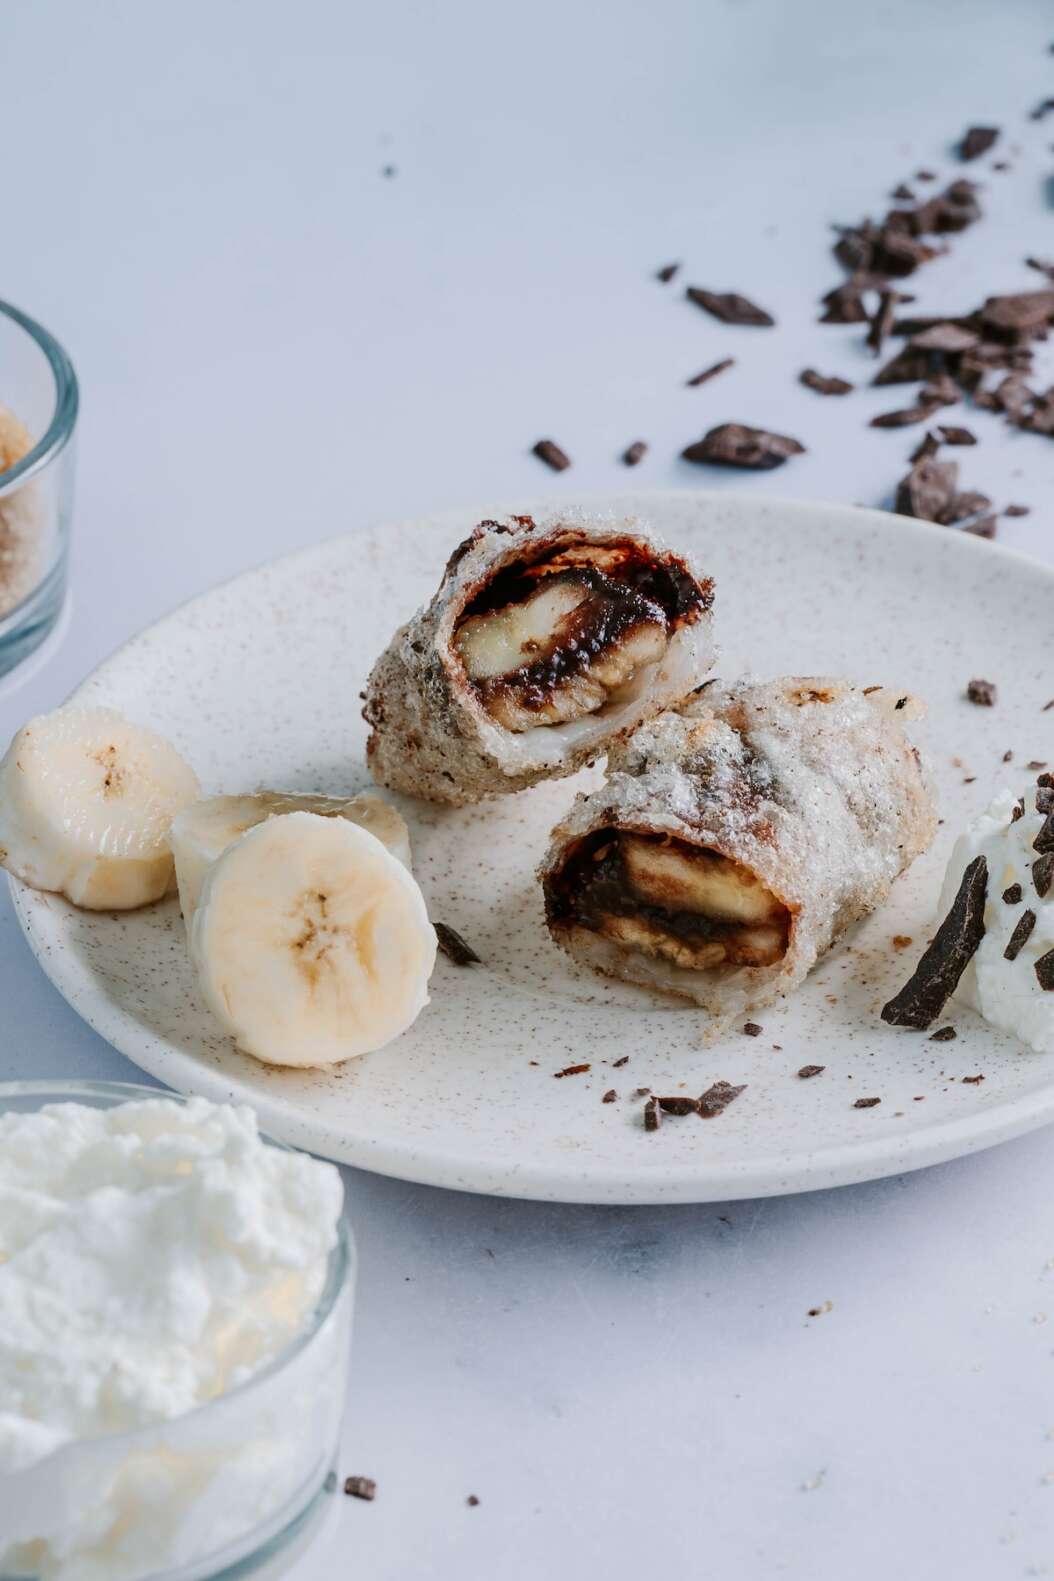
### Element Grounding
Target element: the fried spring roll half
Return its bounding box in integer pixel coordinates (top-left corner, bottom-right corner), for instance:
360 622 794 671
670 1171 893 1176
363 514 715 804
540 678 937 1024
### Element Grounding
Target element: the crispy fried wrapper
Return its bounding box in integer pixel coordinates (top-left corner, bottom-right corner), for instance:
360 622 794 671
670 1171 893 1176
363 512 716 805
540 677 938 1027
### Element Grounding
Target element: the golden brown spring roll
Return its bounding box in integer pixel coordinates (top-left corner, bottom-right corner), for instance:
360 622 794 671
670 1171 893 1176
363 513 715 805
540 677 937 1024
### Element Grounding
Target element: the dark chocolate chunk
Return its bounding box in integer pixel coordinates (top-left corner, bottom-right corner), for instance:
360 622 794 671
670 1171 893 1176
909 322 980 352
634 1086 651 1097
435 922 481 965
929 1025 957 1041
820 279 871 324
345 1477 377 1501
895 456 958 522
1035 854 1054 899
554 1063 591 1078
981 291 1054 344
686 357 735 387
656 262 680 283
909 431 941 464
1038 787 1054 814
1004 503 1031 516
657 1095 700 1115
942 491 994 527
1041 772 1054 786
644 1096 661 1131
916 168 936 181
621 440 648 467
697 1080 747 1118
1002 883 1023 904
873 344 938 386
1005 909 1037 961
919 373 962 408
1035 814 1054 853
798 1064 825 1078
685 287 775 326
891 183 916 201
966 678 997 706
957 126 999 161
742 1021 764 1036
531 439 571 472
800 368 853 395
853 1097 881 1109
601 1089 617 1104
867 288 899 355
681 423 805 470
881 855 988 1029
871 405 936 428
467 1495 480 1507
937 425 976 445
611 1055 629 1068
1012 797 1027 823
1036 949 1054 992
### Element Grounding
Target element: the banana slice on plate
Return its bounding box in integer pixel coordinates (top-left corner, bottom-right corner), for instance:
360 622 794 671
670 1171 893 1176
172 790 411 925
190 811 436 1067
0 706 200 909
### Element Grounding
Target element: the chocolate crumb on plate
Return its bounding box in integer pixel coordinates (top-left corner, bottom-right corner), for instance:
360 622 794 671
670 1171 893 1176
553 1063 590 1078
800 368 853 396
967 678 997 706
682 423 804 470
893 935 913 950
643 1096 661 1131
611 1055 629 1068
871 405 938 429
1036 948 1054 992
1003 883 1023 904
1028 761 1049 771
601 1089 617 1104
807 1299 833 1316
962 1074 984 1084
686 357 734 387
698 1080 746 1118
685 287 775 326
930 1025 957 1041
798 1064 825 1079
1003 751 1014 764
345 1477 377 1501
881 855 988 1029
853 1097 881 1109
656 262 680 283
1005 910 1037 961
621 440 648 467
957 126 999 161
657 1095 701 1116
742 1021 763 1036
531 439 571 472
938 425 977 445
467 1495 480 1507
891 183 916 201
917 168 937 181
1004 503 1031 517
434 922 481 965
634 1086 652 1097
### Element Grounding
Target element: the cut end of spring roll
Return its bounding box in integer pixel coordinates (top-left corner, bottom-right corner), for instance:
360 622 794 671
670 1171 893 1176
540 677 938 1027
363 513 716 804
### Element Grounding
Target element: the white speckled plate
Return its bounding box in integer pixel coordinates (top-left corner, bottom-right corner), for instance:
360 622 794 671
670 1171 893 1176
10 493 1054 1202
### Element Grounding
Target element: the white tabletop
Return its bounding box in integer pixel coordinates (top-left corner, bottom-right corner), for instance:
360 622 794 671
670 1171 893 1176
3 1 1054 1576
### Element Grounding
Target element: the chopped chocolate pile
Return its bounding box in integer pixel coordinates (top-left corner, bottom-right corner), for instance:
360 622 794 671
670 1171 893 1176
686 357 734 387
798 1064 825 1078
957 126 999 161
682 423 805 470
621 440 648 467
967 678 997 706
822 179 980 320
435 922 481 965
800 368 853 396
531 439 571 472
686 287 775 326
698 1080 746 1118
881 856 988 1029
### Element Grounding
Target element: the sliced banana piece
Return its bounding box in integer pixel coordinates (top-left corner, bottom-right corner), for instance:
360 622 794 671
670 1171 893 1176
0 706 200 909
172 790 411 925
190 811 436 1067
621 835 782 924
599 913 727 971
455 578 587 680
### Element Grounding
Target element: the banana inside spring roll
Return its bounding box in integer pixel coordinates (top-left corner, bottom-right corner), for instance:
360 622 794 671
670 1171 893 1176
540 678 937 1024
364 514 715 804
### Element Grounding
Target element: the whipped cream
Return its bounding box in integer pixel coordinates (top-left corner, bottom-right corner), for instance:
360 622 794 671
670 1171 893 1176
939 788 1054 1052
0 1095 348 1580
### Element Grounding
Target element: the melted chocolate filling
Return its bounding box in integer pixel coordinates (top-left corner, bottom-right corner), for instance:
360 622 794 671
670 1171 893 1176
460 539 710 625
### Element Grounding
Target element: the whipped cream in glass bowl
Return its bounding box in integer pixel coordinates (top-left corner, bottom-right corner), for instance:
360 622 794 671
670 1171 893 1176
0 1081 354 1581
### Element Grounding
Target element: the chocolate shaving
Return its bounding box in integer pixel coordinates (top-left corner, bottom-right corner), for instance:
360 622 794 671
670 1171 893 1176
853 1097 881 1109
937 425 976 445
345 1477 377 1501
957 126 999 161
966 678 997 706
800 368 853 396
657 1095 700 1116
656 262 680 283
962 1074 985 1084
929 1025 957 1041
798 1064 825 1079
874 344 937 385
697 1080 746 1118
1036 949 1054 992
685 287 775 326
909 431 940 464
531 439 571 472
643 1096 661 1131
1002 883 1023 904
621 440 648 467
681 423 805 470
742 1021 763 1037
1004 504 1031 517
686 357 734 387
434 922 481 965
554 1063 590 1078
601 1089 617 1104
1035 814 1054 854
867 289 899 355
611 1055 629 1068
1005 910 1037 962
881 855 988 1029
871 405 935 429
820 279 871 324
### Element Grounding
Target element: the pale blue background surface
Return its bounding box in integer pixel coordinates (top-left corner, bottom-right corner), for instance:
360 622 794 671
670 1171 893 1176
2 2 1053 1575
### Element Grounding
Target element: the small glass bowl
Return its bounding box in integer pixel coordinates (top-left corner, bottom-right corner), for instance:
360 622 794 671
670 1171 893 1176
0 301 78 679
0 1080 355 1581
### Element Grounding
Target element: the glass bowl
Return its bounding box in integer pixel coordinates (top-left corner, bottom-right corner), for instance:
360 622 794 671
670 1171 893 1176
0 1080 355 1581
0 301 78 678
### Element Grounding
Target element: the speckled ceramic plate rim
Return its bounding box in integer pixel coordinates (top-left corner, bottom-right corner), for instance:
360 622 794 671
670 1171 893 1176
10 490 1054 1204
